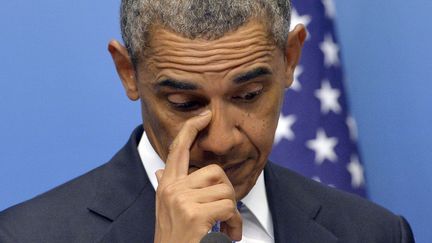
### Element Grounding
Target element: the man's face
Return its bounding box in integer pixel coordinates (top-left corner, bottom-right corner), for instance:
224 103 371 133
113 20 304 200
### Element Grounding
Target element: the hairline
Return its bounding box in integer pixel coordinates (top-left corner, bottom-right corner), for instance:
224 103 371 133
131 19 285 67
120 0 292 67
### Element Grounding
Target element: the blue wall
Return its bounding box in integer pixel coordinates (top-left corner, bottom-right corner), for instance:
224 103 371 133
0 0 430 242
336 1 432 242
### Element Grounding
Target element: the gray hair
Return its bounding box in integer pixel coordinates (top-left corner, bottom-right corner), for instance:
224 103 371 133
120 0 292 64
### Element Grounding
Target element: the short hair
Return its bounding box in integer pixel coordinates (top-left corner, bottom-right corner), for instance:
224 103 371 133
120 0 292 64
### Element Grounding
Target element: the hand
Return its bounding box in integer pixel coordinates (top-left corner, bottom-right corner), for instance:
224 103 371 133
153 110 242 243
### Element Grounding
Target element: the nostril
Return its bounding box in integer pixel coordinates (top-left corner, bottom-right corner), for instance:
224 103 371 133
199 138 235 156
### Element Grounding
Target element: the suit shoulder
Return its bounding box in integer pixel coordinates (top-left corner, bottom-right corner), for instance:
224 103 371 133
0 161 113 242
267 162 414 242
1 161 110 215
269 162 394 215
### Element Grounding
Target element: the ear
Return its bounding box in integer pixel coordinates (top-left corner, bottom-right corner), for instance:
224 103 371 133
108 40 140 101
284 24 307 88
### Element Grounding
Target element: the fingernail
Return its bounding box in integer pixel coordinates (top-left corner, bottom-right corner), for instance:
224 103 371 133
199 110 211 116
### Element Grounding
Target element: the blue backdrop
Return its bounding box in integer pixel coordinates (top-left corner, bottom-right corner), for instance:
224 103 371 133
0 0 430 242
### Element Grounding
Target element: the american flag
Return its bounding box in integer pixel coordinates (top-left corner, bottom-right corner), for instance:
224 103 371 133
270 0 367 197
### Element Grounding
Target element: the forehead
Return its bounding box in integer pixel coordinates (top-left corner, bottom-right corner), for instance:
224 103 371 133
140 20 279 78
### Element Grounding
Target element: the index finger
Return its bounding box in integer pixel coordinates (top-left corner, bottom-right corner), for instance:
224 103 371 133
162 110 212 184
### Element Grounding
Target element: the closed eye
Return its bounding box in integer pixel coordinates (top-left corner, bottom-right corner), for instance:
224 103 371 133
232 87 264 102
169 100 202 111
166 83 265 112
167 93 204 111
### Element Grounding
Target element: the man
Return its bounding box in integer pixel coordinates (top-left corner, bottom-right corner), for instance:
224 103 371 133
0 0 415 242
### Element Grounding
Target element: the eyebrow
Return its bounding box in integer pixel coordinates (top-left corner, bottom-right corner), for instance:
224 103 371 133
155 67 272 91
233 67 272 84
155 79 199 90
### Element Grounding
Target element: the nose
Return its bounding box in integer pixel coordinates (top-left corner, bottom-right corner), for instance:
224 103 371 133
197 105 242 156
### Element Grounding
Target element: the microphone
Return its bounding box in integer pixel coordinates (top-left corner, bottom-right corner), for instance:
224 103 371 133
200 232 232 243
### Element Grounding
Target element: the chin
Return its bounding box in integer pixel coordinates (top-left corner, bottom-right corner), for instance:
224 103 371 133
232 174 260 199
233 182 253 201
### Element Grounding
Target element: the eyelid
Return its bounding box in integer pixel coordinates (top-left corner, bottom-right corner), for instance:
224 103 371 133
237 82 264 94
231 86 264 102
165 93 205 112
165 80 268 112
167 93 191 103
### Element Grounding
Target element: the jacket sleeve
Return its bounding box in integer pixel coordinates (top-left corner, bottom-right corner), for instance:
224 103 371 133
399 216 415 243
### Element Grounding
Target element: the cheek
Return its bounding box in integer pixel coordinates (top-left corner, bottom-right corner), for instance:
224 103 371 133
141 96 186 158
240 89 282 154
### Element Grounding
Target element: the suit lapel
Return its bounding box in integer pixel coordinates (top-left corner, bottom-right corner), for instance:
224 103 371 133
86 126 156 242
264 162 338 243
96 182 156 243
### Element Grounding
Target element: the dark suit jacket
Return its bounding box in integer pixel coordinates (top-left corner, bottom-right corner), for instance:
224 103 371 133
0 126 415 242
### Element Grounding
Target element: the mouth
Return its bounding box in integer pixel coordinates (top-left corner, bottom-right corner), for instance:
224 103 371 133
223 159 249 175
188 158 251 174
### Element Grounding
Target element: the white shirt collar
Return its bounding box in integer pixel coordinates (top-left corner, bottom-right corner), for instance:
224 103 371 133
240 170 274 239
138 131 274 239
137 131 165 190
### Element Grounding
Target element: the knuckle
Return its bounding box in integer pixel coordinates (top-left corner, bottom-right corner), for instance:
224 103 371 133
215 168 226 180
204 164 224 184
161 183 176 199
221 199 236 218
220 183 235 196
183 207 199 222
228 199 236 211
173 193 187 207
216 166 226 177
208 164 224 175
222 198 236 211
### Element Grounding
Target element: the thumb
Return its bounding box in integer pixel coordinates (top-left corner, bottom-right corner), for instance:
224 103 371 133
221 209 242 241
155 169 164 184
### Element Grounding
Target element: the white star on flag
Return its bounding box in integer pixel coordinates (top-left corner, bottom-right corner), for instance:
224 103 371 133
290 66 303 91
274 113 297 144
346 115 359 141
315 80 341 114
320 34 340 67
347 155 365 188
290 8 312 39
322 0 336 18
306 128 338 165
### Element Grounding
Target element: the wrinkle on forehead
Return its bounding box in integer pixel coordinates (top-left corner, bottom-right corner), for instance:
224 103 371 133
146 21 277 73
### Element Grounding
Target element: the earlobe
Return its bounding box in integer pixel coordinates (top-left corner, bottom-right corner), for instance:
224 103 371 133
283 24 307 88
108 40 140 101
